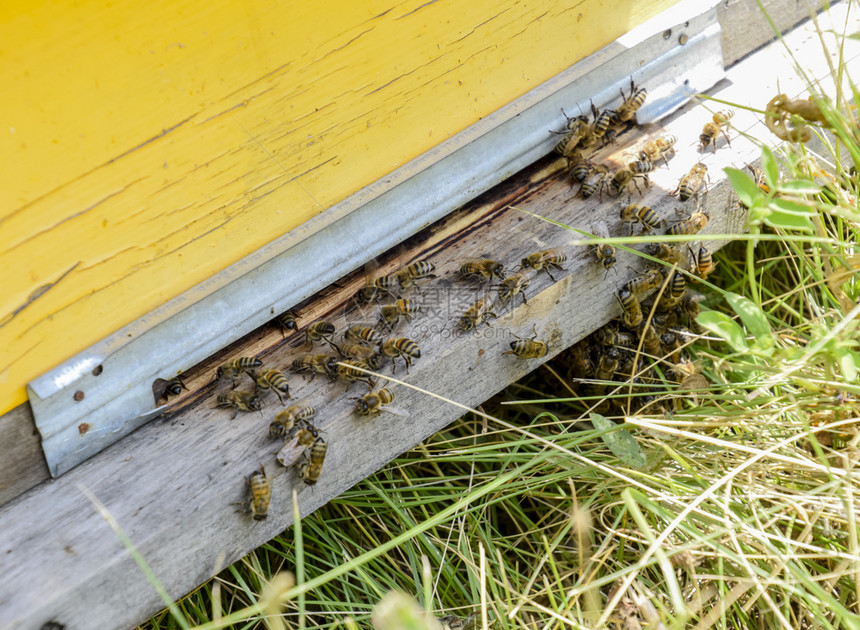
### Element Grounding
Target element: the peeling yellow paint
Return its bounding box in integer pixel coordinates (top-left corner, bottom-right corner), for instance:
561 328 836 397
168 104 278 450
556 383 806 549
0 0 677 414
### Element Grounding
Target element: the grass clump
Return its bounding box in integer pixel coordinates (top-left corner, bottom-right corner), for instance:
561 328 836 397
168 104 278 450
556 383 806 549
140 12 860 630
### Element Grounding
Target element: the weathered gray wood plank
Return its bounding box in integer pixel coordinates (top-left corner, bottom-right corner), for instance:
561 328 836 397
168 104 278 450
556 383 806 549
0 403 48 507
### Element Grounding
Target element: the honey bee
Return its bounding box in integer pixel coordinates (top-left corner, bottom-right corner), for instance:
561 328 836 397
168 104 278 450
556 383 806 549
378 298 421 331
216 390 262 420
269 403 315 439
617 287 643 328
354 388 400 416
659 270 687 309
673 163 709 202
291 354 337 381
580 165 611 199
640 323 662 356
614 79 647 123
619 204 661 234
639 134 677 166
297 437 328 485
589 101 617 146
305 321 336 347
336 359 377 389
624 267 664 297
459 297 497 332
646 242 684 265
251 368 292 404
277 310 298 334
567 150 591 183
396 260 436 291
164 375 186 397
689 244 717 279
380 337 421 374
609 167 649 197
356 263 399 304
521 249 566 281
627 159 655 175
275 424 318 468
554 109 590 157
247 465 271 520
217 357 262 389
334 341 382 369
668 207 709 236
595 347 620 382
459 259 506 283
596 326 635 347
699 109 734 151
345 325 384 345
497 270 531 305
591 220 616 270
504 328 548 359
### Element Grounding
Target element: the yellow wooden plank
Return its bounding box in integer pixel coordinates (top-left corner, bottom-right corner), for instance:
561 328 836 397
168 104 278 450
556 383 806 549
0 0 677 415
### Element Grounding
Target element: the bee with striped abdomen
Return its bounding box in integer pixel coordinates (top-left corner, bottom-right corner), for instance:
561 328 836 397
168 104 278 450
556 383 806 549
591 220 616 270
251 368 292 404
639 134 677 166
276 423 318 468
646 242 684 265
617 287 643 328
504 327 548 360
216 391 262 420
689 244 717 279
580 165 610 199
378 298 421 332
247 465 270 520
333 341 382 369
566 150 591 183
277 310 298 335
588 101 617 147
217 357 262 389
356 262 399 304
297 437 328 485
380 337 421 374
620 204 660 234
336 359 377 389
609 167 649 198
269 403 315 439
397 260 436 291
614 79 647 123
354 388 408 417
291 354 337 381
459 297 497 332
624 267 665 297
668 207 709 236
345 325 384 345
459 259 506 283
673 162 709 202
496 270 531 306
521 249 566 281
164 375 186 397
699 109 734 151
554 109 590 157
305 321 336 347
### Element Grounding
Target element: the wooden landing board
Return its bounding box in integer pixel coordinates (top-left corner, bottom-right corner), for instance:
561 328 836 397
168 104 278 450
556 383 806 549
0 0 678 417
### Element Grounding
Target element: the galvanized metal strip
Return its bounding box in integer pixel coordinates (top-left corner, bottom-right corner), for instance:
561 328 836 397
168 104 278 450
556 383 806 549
28 0 724 477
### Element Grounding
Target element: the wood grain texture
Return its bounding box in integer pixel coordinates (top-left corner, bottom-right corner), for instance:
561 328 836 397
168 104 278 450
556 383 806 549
0 0 678 416
0 87 755 629
0 402 47 507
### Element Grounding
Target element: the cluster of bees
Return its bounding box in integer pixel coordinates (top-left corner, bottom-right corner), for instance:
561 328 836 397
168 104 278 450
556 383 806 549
550 82 736 415
157 77 741 521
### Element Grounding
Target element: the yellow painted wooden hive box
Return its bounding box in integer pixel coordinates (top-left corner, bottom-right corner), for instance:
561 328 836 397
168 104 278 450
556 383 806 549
0 0 677 420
